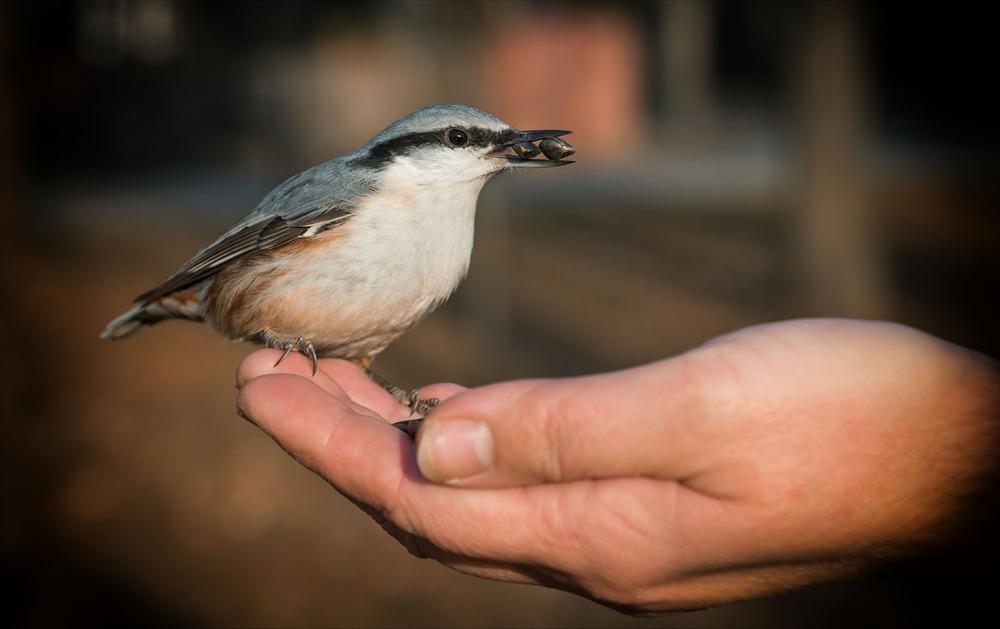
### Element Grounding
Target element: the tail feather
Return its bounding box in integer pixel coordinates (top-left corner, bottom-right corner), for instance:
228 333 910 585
101 290 206 340
100 305 151 340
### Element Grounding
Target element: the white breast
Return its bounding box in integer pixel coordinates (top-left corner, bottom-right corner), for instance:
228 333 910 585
250 161 488 357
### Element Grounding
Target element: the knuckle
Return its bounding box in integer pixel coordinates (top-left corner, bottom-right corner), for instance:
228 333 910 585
514 381 577 482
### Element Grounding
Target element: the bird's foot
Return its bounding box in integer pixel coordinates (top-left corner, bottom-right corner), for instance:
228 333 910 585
261 333 318 376
399 388 440 417
391 392 441 439
361 367 439 437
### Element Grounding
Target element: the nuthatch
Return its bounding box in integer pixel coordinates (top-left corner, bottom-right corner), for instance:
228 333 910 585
101 104 574 425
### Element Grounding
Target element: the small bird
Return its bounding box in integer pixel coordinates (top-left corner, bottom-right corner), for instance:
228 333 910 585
102 104 574 420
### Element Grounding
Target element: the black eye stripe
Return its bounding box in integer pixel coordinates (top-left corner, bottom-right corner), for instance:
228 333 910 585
376 128 508 153
351 127 516 169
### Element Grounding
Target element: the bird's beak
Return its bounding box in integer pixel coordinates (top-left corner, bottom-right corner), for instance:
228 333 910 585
489 129 575 167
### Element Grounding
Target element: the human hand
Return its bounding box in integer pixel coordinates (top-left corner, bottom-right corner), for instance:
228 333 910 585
235 319 998 613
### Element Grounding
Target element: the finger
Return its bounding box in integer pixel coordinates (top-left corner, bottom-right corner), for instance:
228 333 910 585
236 373 575 567
236 350 409 421
237 373 419 506
316 360 415 420
237 372 656 573
236 349 346 395
418 382 468 403
414 358 710 487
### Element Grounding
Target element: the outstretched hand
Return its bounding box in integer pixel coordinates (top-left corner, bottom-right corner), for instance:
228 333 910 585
235 319 998 614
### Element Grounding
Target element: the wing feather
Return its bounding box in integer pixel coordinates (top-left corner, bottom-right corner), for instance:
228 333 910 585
134 157 373 303
136 204 353 302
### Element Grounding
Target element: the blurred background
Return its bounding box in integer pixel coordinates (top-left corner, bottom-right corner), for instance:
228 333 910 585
2 1 997 626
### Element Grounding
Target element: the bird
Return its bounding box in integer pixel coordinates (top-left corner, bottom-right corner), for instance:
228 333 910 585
101 104 574 423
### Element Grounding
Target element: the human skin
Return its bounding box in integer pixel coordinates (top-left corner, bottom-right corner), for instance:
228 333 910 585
235 319 998 614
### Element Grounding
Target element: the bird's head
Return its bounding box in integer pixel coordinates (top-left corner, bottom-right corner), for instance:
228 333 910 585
353 104 573 186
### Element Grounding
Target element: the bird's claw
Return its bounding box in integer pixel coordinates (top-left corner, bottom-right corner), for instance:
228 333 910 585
392 419 422 438
263 334 318 376
362 367 439 438
407 390 439 417
390 391 440 437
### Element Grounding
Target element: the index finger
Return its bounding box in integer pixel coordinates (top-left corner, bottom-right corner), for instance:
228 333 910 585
235 373 590 567
236 350 411 421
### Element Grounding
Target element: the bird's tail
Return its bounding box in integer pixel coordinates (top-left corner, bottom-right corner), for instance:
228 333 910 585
100 304 150 340
100 292 204 340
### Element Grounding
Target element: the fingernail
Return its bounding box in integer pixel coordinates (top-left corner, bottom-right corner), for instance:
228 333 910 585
417 419 494 483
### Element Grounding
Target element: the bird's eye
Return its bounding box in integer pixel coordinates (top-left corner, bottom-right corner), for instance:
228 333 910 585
446 128 469 147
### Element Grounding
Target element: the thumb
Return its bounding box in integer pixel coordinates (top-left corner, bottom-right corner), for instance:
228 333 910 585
415 358 706 487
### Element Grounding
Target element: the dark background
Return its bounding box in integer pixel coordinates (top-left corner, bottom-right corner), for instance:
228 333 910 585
2 1 997 626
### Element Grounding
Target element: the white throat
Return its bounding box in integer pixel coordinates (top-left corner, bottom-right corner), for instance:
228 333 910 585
347 158 492 306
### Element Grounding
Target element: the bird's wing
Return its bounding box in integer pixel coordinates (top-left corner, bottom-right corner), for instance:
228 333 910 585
136 163 367 303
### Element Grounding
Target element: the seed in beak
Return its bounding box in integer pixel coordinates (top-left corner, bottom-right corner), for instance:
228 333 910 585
539 137 575 160
511 142 542 159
